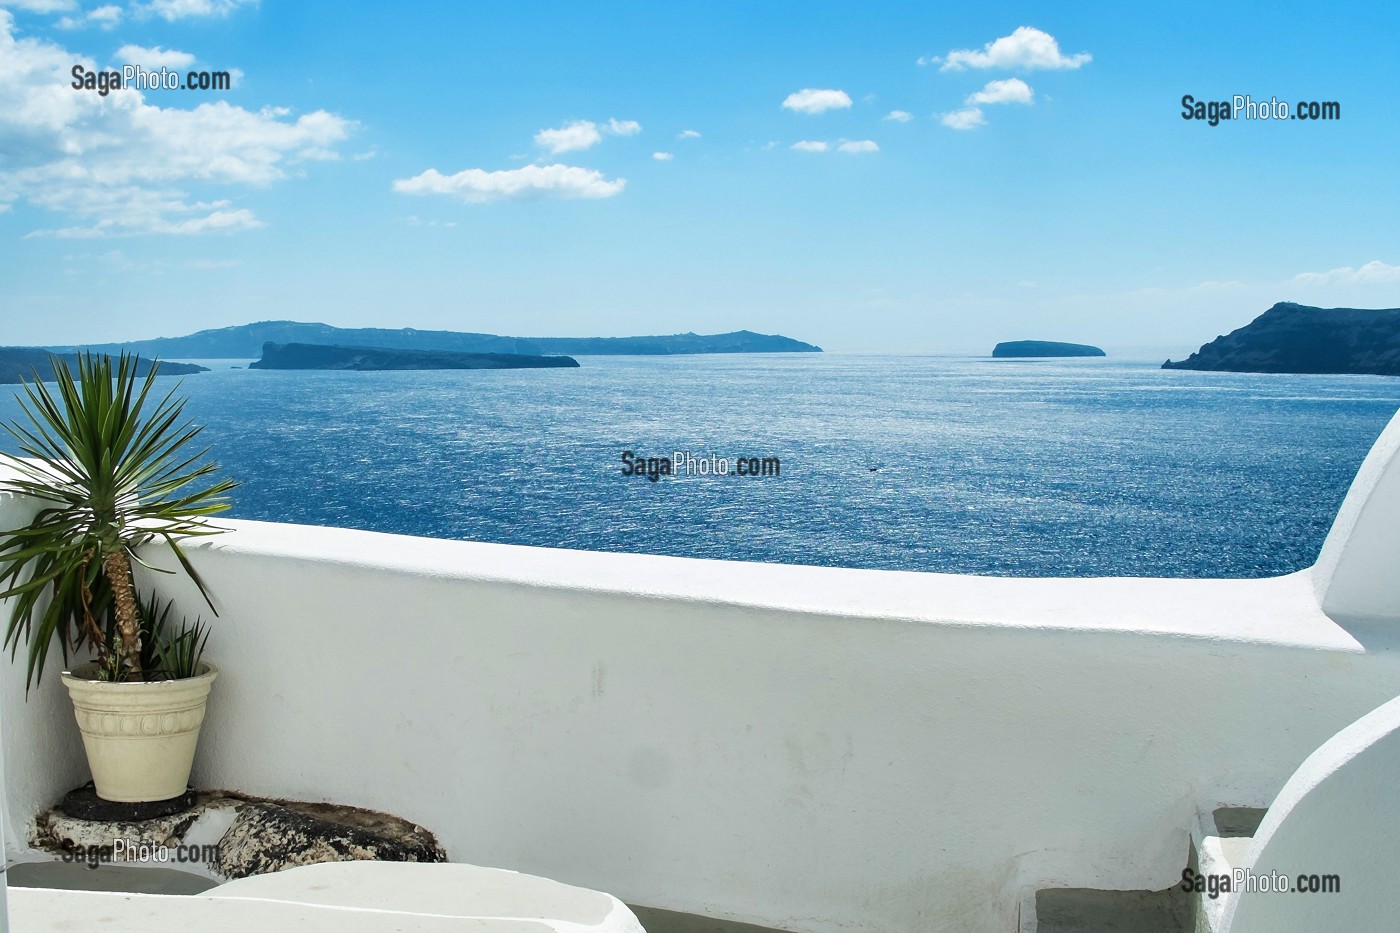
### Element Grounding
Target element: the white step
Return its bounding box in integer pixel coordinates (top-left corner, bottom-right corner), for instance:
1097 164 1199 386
10 860 645 932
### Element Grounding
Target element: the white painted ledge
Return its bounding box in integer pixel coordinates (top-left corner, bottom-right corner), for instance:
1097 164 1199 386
200 518 1362 651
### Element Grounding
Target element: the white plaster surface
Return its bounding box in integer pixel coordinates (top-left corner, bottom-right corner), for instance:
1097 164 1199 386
1220 694 1400 933
1314 407 1400 624
5 410 1400 932
206 860 642 930
9 884 637 932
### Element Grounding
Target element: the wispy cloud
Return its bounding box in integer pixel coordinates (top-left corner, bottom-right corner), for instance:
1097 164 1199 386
404 215 456 228
1292 260 1400 286
678 129 701 139
790 140 829 152
605 117 640 136
928 26 1090 72
652 151 673 161
56 4 122 29
4 0 76 11
940 108 986 131
138 0 258 21
115 44 195 70
392 164 625 203
884 110 912 122
837 139 879 153
782 88 852 115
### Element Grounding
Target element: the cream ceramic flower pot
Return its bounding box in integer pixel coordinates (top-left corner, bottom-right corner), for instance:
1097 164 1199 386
61 661 218 802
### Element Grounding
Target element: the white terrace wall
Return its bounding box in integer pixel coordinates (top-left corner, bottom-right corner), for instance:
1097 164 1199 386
5 411 1400 933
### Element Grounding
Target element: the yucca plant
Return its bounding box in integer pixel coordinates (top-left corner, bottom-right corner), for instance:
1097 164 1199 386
0 352 236 689
140 591 211 681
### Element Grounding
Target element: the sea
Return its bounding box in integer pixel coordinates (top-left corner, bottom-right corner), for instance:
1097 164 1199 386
4 353 1400 579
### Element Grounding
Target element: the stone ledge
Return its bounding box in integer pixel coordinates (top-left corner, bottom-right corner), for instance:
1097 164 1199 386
32 787 446 880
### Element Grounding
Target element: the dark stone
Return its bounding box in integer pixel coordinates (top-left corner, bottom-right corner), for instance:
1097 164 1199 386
248 342 580 371
59 782 196 822
45 321 822 358
34 790 446 881
992 340 1106 358
214 801 447 879
1164 302 1400 375
0 350 207 385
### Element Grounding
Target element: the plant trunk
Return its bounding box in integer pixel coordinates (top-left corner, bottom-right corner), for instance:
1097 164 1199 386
102 550 143 681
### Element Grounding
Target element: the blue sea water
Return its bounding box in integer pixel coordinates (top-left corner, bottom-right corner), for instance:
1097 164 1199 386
4 353 1400 578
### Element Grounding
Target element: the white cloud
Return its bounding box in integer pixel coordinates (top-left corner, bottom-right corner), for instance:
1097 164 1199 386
56 3 121 28
678 129 700 139
837 139 878 154
139 0 256 21
967 77 1033 105
790 140 829 152
115 44 195 70
932 27 1090 72
940 107 986 130
533 117 639 154
782 88 852 115
0 13 353 236
534 119 602 154
1292 260 1400 286
392 164 625 204
652 151 673 161
87 4 121 25
605 117 640 136
884 110 912 122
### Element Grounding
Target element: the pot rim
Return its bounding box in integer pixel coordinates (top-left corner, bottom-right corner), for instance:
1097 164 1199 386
61 660 219 685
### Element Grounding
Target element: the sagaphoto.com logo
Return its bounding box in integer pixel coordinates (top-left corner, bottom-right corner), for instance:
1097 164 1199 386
620 450 781 483
72 63 234 96
1181 94 1340 126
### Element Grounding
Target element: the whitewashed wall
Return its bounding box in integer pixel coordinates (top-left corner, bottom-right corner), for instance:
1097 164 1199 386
5 411 1400 933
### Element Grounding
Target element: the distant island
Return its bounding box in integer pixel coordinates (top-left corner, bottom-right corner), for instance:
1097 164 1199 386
51 321 822 359
992 340 1106 358
0 348 207 385
248 343 580 372
1164 302 1400 375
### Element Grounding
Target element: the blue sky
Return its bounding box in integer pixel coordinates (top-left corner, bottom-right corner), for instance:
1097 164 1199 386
1 0 1397 353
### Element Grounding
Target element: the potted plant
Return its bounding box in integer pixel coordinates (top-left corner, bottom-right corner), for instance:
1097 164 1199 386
0 352 236 802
